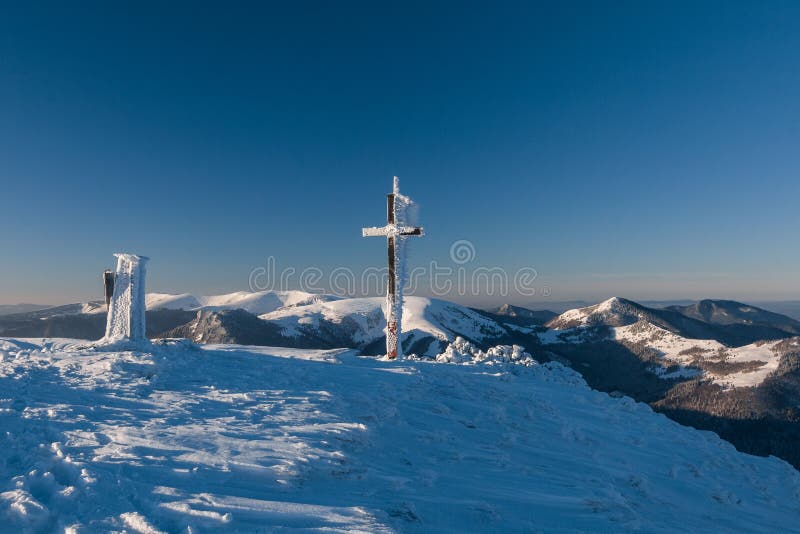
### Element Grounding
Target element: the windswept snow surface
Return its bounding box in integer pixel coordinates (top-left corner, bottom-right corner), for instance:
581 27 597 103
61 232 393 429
1 339 800 532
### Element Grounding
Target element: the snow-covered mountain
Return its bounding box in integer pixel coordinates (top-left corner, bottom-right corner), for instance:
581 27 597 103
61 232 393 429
260 296 508 356
161 309 289 346
0 292 514 356
540 297 800 471
166 295 512 355
546 297 797 346
542 298 796 388
546 297 649 329
4 292 800 474
77 290 339 317
2 337 799 532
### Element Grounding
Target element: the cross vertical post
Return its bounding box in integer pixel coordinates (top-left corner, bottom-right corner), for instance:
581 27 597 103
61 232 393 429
362 177 424 359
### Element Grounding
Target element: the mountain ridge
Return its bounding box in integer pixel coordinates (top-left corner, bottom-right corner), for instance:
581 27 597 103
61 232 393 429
667 299 800 334
546 297 798 346
3 291 800 469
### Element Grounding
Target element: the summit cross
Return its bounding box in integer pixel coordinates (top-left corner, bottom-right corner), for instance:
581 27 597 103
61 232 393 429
362 176 424 359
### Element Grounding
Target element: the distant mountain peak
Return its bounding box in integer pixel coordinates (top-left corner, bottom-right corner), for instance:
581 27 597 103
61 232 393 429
595 296 631 311
0 303 54 317
667 299 800 333
488 304 557 325
546 297 649 329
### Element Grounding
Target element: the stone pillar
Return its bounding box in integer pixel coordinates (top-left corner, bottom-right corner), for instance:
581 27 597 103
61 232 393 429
104 253 149 342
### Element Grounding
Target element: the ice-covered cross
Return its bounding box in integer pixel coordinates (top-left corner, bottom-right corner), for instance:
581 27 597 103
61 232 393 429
362 177 424 359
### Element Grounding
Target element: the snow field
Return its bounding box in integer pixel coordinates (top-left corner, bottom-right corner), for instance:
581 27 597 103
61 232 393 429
1 338 799 532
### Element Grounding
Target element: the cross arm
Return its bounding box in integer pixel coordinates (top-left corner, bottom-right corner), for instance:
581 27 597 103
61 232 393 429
362 225 424 238
362 226 389 237
399 226 424 236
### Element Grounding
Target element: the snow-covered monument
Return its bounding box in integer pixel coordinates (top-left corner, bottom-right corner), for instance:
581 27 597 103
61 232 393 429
362 177 424 358
102 253 149 343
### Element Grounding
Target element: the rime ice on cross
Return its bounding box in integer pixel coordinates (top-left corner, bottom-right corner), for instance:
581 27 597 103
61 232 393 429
362 177 424 359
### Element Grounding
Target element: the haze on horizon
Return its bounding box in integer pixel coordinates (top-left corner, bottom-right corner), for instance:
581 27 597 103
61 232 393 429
2 2 800 307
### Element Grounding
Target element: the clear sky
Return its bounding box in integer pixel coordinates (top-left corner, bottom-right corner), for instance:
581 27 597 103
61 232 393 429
2 1 800 306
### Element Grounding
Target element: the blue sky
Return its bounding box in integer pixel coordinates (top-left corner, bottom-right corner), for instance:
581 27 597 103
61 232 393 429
2 1 800 306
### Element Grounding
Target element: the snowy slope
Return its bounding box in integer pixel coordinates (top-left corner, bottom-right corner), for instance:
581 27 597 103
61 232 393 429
547 297 796 347
80 292 505 351
261 296 507 354
147 290 337 315
262 297 387 343
541 319 789 388
2 338 800 532
542 298 793 388
548 297 638 328
77 291 336 316
610 321 786 387
144 291 339 315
